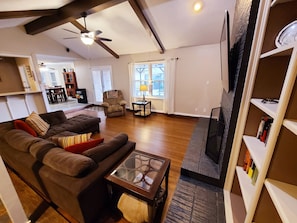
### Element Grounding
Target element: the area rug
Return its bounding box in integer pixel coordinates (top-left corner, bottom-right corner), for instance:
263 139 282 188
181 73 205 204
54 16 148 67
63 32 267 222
165 175 225 223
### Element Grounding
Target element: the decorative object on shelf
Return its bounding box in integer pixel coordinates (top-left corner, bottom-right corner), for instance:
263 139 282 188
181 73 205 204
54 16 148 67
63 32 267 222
140 85 148 102
275 20 297 47
261 98 279 104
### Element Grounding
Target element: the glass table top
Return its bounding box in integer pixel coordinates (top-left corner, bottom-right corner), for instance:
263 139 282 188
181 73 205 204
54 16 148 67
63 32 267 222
111 151 165 191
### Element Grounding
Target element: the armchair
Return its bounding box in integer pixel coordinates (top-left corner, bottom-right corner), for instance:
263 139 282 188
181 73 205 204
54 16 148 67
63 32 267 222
102 90 127 117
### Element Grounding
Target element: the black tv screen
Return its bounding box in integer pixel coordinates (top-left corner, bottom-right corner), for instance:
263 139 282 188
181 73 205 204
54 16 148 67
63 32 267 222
220 10 231 92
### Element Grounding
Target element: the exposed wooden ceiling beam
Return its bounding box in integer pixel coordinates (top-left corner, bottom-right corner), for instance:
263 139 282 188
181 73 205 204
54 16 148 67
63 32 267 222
24 0 125 35
71 20 119 59
0 9 58 19
128 0 165 54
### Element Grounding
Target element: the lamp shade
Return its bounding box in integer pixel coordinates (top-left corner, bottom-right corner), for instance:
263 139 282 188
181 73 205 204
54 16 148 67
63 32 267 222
140 85 148 91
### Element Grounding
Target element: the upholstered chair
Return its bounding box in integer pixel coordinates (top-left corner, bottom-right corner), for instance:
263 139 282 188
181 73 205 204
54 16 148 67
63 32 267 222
102 90 127 117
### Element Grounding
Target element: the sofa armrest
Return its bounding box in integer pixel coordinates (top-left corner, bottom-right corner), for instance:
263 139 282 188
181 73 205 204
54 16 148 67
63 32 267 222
30 146 97 177
101 102 109 107
40 110 67 125
119 100 127 106
82 133 128 162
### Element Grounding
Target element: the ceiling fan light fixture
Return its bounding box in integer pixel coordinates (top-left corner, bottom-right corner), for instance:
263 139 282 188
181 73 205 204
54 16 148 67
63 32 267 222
81 33 94 45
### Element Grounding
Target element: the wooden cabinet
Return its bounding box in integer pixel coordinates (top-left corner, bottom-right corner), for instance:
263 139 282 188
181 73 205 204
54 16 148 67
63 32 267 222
63 71 77 98
224 0 297 222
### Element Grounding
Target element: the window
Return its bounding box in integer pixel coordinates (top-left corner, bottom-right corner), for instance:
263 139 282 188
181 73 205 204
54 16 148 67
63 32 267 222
40 69 62 87
92 66 112 103
133 62 165 99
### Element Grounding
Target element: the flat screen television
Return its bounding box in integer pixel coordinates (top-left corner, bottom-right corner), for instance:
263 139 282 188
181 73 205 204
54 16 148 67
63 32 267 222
220 10 231 92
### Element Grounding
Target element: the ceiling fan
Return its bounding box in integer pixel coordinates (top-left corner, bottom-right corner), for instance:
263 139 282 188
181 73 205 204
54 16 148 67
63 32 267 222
63 12 112 45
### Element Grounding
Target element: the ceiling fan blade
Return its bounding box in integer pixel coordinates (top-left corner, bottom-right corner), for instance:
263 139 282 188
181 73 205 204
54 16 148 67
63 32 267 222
63 37 78 39
63 28 79 35
94 30 102 36
98 37 112 42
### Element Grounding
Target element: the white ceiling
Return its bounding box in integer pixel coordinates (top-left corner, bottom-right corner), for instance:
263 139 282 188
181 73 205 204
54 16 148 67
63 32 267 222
0 0 236 60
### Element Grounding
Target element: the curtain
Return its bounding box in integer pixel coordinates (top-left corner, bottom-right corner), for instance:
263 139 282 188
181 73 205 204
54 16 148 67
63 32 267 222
164 58 177 114
128 62 135 108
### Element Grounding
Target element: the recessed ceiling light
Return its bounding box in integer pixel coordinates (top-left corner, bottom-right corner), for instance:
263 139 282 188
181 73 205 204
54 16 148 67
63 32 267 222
193 1 203 12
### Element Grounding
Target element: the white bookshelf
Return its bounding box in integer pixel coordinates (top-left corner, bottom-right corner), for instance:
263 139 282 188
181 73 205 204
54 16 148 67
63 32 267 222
250 98 278 119
242 135 266 171
224 0 297 222
283 119 297 135
265 179 297 223
236 166 256 210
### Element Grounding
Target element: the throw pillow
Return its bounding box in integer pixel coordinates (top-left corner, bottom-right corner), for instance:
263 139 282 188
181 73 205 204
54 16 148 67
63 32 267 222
25 111 50 136
65 138 104 154
57 132 92 148
14 119 37 137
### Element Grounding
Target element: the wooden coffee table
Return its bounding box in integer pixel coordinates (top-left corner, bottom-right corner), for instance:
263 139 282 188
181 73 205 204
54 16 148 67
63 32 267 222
105 150 170 223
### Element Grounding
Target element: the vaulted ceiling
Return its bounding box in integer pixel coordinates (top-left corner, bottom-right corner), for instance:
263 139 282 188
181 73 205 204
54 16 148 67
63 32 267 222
0 0 236 60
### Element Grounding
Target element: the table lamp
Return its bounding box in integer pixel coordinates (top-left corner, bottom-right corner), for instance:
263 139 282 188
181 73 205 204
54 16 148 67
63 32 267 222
140 85 148 101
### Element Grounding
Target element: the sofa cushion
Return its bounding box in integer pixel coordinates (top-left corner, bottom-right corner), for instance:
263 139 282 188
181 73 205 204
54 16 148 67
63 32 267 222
30 146 97 177
39 110 67 126
4 129 42 152
56 133 92 148
41 114 100 139
108 105 123 113
83 133 128 162
65 138 104 154
14 120 37 137
29 140 57 159
26 111 50 136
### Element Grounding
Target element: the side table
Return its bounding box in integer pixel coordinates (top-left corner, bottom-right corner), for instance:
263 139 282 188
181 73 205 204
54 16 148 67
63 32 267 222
132 101 151 117
105 150 170 223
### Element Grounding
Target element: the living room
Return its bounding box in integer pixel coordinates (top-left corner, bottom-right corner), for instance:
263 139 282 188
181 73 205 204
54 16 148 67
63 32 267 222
0 0 239 120
3 0 293 222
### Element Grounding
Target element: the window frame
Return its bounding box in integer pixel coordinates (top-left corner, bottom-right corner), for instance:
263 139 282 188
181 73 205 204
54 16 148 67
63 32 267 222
132 61 165 100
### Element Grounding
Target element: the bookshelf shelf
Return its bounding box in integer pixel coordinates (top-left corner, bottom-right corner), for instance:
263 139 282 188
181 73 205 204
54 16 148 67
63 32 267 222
0 90 41 97
224 0 297 222
265 179 297 222
283 119 297 135
243 135 266 171
251 98 278 119
260 45 294 58
236 166 256 211
271 0 296 7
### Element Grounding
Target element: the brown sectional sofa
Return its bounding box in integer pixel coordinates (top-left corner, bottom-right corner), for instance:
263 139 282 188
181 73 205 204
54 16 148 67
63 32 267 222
0 110 135 223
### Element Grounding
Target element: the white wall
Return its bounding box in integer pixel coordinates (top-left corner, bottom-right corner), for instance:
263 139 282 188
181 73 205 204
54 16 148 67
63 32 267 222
0 26 222 118
0 27 81 61
74 44 222 117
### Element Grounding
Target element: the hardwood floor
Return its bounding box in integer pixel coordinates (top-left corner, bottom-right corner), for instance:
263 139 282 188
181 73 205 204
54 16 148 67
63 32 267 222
1 108 198 223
